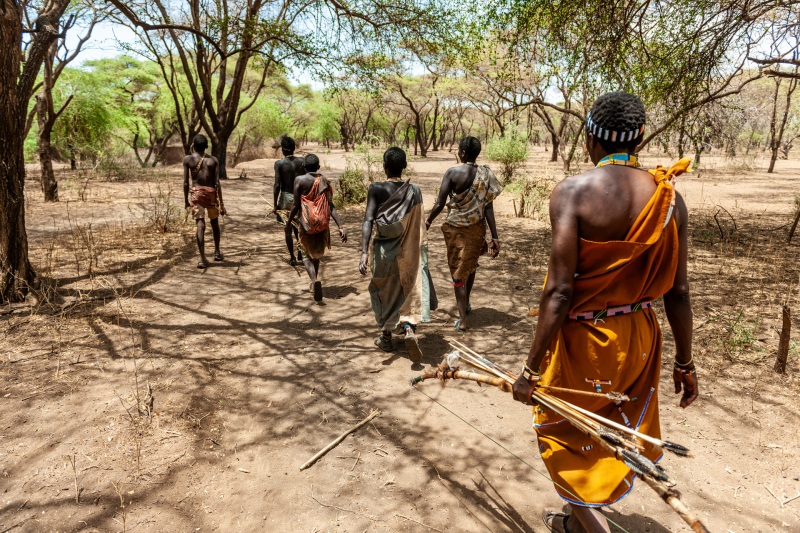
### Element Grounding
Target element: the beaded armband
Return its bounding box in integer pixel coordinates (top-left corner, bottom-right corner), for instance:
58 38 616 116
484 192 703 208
521 362 541 382
673 365 695 376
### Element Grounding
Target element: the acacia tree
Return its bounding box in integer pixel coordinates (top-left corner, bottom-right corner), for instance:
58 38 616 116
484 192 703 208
86 57 180 167
1 0 72 303
767 69 799 173
390 74 441 156
109 0 298 178
332 89 380 151
34 6 101 200
486 0 771 159
108 0 455 177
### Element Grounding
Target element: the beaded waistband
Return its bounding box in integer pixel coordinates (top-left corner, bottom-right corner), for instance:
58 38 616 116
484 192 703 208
568 301 652 322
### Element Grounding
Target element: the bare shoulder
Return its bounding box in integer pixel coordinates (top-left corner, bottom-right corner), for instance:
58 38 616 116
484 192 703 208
552 170 593 199
182 154 193 165
549 170 600 219
208 155 220 164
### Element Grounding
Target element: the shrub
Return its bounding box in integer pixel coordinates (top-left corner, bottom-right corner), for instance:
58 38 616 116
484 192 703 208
485 131 528 184
335 166 368 208
132 185 183 233
505 175 555 219
354 143 381 183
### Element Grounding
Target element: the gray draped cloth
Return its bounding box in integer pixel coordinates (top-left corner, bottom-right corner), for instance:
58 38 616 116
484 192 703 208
369 180 437 332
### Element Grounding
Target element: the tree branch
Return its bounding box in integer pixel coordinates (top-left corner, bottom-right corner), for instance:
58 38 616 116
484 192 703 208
104 0 227 57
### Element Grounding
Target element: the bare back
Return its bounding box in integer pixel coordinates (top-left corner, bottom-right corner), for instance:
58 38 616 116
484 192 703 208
569 165 659 242
443 164 478 196
183 152 219 188
292 172 318 199
274 156 305 193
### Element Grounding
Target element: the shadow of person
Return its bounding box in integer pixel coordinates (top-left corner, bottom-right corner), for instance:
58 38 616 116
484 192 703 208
417 331 450 365
601 507 672 533
321 285 358 299
468 306 523 329
549 504 673 533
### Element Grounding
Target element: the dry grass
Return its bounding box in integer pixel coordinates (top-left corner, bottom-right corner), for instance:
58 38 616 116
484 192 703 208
686 208 800 386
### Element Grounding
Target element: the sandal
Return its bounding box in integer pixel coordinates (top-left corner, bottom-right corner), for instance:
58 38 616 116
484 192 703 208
454 319 469 333
214 252 224 262
403 326 423 363
374 335 394 352
543 511 571 533
197 260 208 269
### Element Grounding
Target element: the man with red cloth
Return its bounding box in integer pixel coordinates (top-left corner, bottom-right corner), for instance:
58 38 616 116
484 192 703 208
184 134 226 268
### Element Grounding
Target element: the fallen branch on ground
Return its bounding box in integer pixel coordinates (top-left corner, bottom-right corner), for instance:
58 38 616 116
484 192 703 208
300 410 381 470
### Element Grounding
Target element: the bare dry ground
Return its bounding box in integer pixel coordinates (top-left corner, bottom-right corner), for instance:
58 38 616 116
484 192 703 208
1 147 799 533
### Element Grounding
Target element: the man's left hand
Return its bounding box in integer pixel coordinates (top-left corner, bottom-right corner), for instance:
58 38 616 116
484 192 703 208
219 205 227 216
359 252 368 275
673 368 699 408
339 228 347 243
489 239 500 258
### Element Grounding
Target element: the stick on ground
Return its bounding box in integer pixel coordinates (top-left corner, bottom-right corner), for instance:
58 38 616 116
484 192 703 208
300 410 381 470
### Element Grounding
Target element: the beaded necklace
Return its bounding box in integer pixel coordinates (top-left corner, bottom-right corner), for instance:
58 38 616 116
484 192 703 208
595 153 640 168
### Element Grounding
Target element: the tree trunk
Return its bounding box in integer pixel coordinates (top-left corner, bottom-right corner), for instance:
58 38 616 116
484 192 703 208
769 74 798 173
36 96 58 201
212 135 230 179
0 4 36 302
38 127 58 201
550 132 559 162
415 115 427 157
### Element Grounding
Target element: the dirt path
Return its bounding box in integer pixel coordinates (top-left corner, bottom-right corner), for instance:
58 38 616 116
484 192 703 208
2 149 799 532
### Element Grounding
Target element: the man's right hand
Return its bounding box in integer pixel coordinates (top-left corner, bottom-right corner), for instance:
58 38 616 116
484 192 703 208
359 253 368 275
673 368 699 408
489 239 500 258
512 374 536 405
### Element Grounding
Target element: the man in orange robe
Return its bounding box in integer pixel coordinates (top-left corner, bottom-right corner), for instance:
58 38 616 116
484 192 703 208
512 92 699 532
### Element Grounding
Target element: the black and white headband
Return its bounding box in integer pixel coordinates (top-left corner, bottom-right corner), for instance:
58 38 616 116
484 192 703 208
586 113 645 143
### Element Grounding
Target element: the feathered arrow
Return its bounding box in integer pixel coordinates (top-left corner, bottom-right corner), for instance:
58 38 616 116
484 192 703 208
410 340 709 533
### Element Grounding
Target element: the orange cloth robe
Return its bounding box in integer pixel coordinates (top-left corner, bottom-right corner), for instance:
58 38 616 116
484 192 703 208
534 159 691 506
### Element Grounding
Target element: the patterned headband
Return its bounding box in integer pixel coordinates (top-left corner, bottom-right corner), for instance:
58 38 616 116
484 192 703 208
586 113 645 143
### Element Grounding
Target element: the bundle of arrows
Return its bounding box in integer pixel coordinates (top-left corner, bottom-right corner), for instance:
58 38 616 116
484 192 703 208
411 338 710 533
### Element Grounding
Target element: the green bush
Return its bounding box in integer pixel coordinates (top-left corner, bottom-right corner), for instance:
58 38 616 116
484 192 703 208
485 131 528 184
354 144 381 183
335 166 368 208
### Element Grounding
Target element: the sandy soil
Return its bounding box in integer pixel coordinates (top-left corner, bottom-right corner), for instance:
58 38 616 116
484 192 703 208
1 147 799 532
